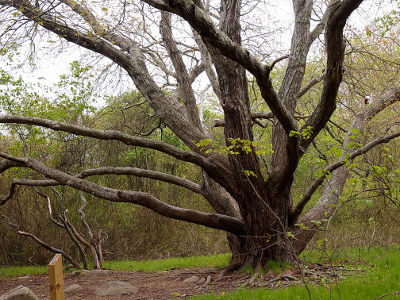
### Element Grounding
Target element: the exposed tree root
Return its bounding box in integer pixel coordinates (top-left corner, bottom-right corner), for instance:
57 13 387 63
218 260 245 277
217 261 364 290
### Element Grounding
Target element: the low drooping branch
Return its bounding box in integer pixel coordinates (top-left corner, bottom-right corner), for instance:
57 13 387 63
0 164 202 200
17 231 81 269
0 177 61 206
0 153 245 236
0 159 23 173
0 179 17 205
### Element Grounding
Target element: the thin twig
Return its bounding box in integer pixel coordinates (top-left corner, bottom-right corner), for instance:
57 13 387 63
373 291 400 300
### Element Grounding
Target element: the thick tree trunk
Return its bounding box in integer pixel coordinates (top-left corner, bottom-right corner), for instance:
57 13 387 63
205 0 298 270
223 179 299 271
226 224 298 271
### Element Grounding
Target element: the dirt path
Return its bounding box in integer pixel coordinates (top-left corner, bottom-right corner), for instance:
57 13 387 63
0 268 244 299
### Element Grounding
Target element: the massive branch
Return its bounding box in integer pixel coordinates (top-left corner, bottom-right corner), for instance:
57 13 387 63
0 167 201 205
300 0 364 150
0 115 226 176
0 153 245 235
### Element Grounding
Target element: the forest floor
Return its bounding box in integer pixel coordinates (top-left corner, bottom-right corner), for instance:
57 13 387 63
0 267 245 299
0 263 362 299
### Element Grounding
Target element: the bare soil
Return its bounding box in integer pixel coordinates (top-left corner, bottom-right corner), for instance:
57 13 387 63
0 268 245 299
0 264 358 299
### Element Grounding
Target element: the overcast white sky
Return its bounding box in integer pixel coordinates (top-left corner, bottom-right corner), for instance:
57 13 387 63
0 0 396 99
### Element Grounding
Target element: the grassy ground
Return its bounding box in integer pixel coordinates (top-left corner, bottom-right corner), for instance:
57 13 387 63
1 247 399 299
0 253 231 276
102 253 231 272
0 265 48 277
191 247 400 300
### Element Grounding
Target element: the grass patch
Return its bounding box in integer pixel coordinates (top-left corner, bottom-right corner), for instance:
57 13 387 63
190 247 400 300
103 253 231 272
0 253 231 277
0 265 48 277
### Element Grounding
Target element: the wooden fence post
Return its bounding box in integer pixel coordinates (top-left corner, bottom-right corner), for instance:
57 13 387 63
48 254 64 300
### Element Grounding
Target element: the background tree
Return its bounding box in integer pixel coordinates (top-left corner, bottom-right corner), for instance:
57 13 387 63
0 0 399 271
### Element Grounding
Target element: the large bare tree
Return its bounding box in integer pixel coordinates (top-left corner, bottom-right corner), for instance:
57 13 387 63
0 0 399 270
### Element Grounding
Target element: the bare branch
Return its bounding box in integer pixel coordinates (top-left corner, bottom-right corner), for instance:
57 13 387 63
77 193 102 269
292 129 400 221
78 193 92 240
2 0 132 63
1 0 210 151
59 213 89 269
308 4 330 47
373 291 400 300
145 0 265 75
297 70 326 99
269 55 289 70
17 231 81 269
79 166 201 194
192 30 221 99
143 0 297 134
59 0 133 51
292 87 400 225
0 213 17 229
0 115 218 172
33 188 65 228
160 11 202 128
212 112 274 127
